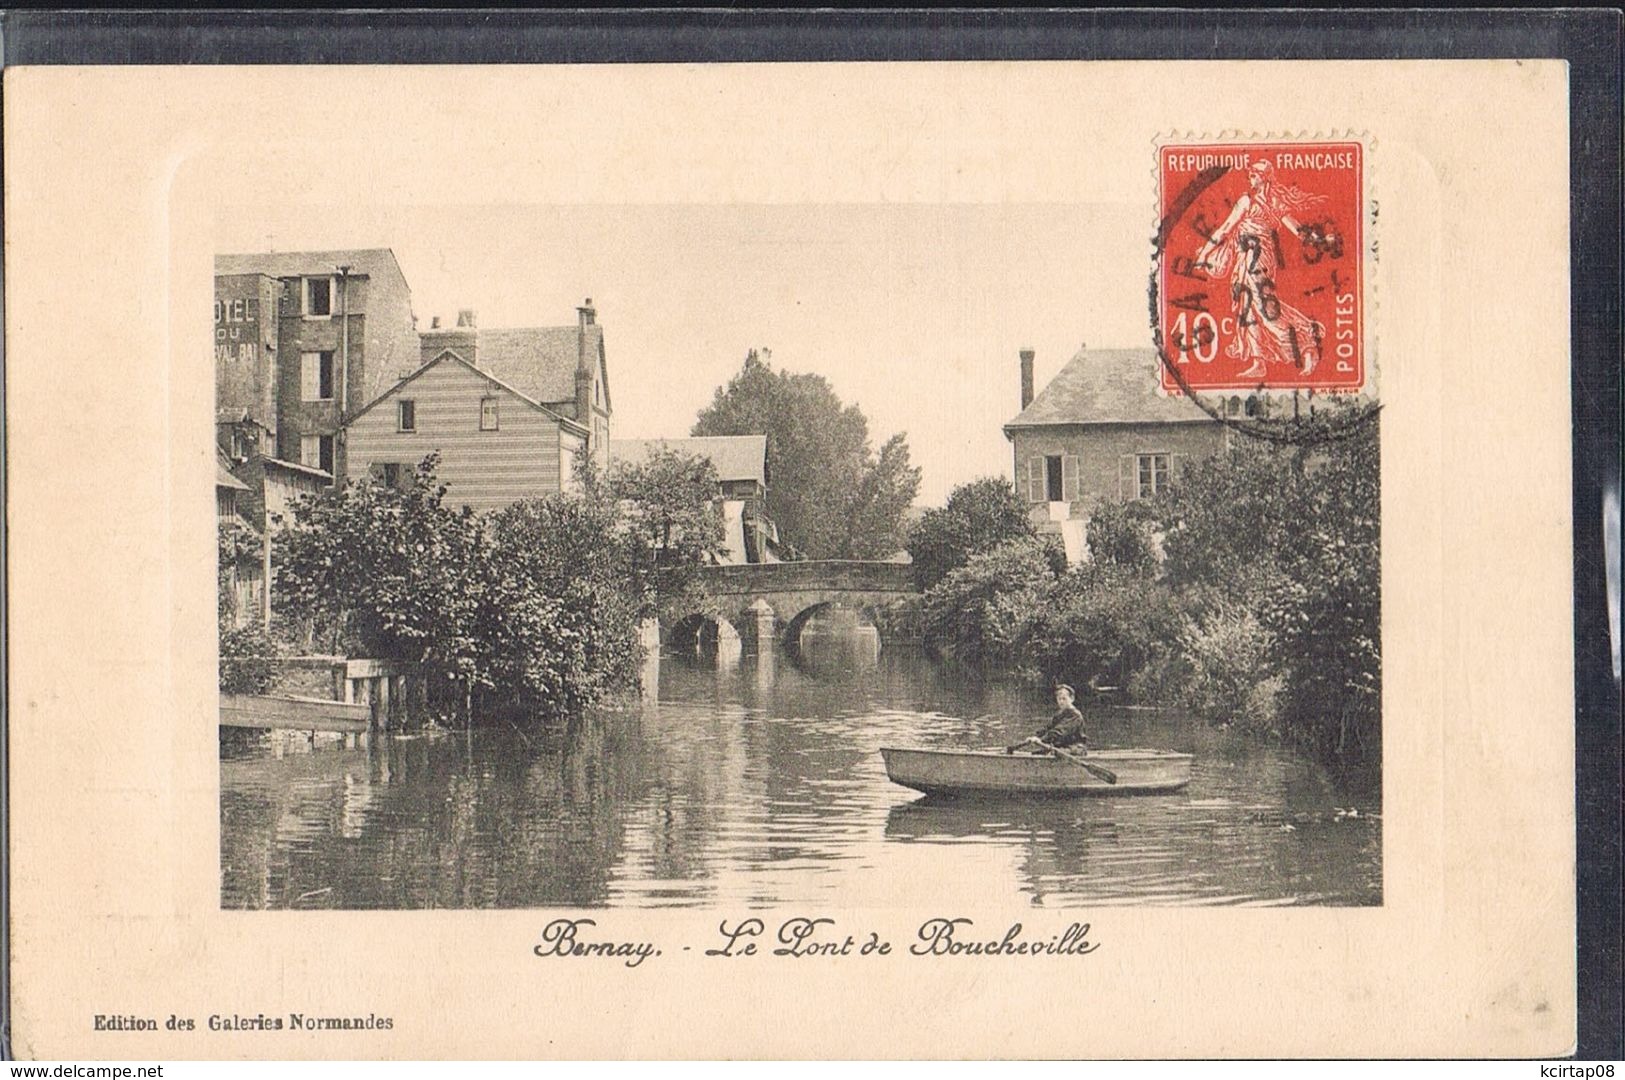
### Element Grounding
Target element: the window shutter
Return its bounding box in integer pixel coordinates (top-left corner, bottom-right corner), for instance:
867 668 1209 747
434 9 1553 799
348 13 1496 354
1062 455 1080 502
1118 455 1132 499
1027 457 1045 504
301 353 321 401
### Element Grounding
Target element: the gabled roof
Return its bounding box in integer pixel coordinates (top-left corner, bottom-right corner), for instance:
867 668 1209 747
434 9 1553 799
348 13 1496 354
1004 347 1215 429
344 348 589 435
214 248 406 285
609 436 768 486
476 325 606 408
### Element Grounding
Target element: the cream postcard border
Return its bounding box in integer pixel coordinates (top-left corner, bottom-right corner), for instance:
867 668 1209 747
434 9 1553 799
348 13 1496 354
5 61 1574 1058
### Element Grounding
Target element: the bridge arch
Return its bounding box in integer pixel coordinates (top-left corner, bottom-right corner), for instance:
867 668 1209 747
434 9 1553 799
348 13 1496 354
677 559 921 652
781 599 884 651
666 611 743 656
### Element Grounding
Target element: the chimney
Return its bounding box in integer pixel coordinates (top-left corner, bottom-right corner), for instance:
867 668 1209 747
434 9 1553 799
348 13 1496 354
575 297 596 429
421 310 478 367
1019 348 1036 410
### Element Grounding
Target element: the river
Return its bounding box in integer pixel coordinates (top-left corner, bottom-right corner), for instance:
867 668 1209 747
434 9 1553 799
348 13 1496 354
220 642 1381 909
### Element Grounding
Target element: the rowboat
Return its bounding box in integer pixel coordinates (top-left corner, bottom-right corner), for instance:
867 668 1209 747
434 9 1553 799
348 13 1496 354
879 746 1194 797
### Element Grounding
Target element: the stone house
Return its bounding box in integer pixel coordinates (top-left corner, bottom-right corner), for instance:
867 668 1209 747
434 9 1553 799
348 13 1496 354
1002 346 1232 561
215 248 420 480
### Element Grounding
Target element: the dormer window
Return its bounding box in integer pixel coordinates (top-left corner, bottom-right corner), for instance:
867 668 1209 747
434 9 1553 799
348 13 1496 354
302 276 334 318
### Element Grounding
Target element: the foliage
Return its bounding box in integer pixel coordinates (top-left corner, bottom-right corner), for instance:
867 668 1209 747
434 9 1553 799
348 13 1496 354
842 433 923 559
1081 498 1162 575
219 623 277 694
920 537 1057 665
1159 418 1381 754
1023 562 1178 690
602 447 726 620
272 454 682 725
912 414 1380 768
1172 603 1283 731
479 496 645 720
218 518 263 622
693 349 921 559
906 476 1040 591
274 454 489 672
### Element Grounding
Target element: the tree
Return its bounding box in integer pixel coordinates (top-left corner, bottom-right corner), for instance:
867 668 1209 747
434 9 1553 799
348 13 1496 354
479 496 644 719
602 447 726 619
274 453 489 669
1153 413 1381 756
274 454 655 725
919 537 1058 665
1023 561 1178 690
692 349 920 559
905 476 1040 591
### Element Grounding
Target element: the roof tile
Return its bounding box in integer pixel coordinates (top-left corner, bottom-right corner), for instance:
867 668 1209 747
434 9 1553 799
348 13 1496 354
1006 347 1214 427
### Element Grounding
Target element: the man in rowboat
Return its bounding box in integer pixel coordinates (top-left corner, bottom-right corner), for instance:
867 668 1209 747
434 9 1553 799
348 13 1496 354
1005 683 1089 755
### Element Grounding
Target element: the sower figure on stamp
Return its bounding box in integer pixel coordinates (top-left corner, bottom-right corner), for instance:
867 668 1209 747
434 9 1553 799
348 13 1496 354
1195 159 1334 379
1006 683 1089 755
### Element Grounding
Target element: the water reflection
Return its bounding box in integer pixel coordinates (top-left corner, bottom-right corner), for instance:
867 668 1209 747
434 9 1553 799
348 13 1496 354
221 646 1380 910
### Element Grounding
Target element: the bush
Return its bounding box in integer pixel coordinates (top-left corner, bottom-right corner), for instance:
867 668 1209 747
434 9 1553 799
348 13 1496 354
274 456 658 726
907 477 1039 591
479 495 646 719
1082 498 1163 574
921 537 1056 664
219 624 277 694
1023 562 1177 692
1173 604 1282 729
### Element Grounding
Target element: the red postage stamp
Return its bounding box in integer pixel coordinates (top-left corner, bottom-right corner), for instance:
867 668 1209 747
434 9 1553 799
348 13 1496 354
1155 139 1365 393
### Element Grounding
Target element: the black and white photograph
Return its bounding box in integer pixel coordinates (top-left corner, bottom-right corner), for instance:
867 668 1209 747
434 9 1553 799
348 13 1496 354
214 201 1382 911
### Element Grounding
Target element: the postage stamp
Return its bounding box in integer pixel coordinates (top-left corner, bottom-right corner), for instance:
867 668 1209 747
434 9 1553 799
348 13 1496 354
1154 138 1366 394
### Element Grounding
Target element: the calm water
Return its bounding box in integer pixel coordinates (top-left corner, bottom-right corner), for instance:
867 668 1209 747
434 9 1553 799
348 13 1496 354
220 644 1381 909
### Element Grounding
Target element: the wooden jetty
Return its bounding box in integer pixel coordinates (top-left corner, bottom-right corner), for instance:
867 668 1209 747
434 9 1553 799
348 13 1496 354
220 694 372 734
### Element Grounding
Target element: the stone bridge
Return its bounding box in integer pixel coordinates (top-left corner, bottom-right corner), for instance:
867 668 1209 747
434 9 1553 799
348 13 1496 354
670 560 920 650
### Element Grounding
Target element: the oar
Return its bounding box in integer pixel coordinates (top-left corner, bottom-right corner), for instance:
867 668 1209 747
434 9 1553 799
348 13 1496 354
1021 737 1117 785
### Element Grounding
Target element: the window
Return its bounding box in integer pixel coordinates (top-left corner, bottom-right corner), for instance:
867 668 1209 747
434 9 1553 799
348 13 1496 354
372 462 411 490
1136 453 1170 499
480 397 499 431
1028 454 1079 503
1044 456 1064 501
301 351 334 401
300 434 334 474
303 276 333 317
398 400 416 432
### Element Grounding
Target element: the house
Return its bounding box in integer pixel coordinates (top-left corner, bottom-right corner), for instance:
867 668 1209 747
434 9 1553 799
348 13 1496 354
1002 346 1230 561
414 301 613 474
216 426 332 628
608 435 777 564
216 451 261 625
342 310 603 512
215 248 420 480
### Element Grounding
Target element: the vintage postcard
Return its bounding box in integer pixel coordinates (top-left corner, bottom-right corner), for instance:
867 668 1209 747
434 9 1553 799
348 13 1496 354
5 59 1579 1058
